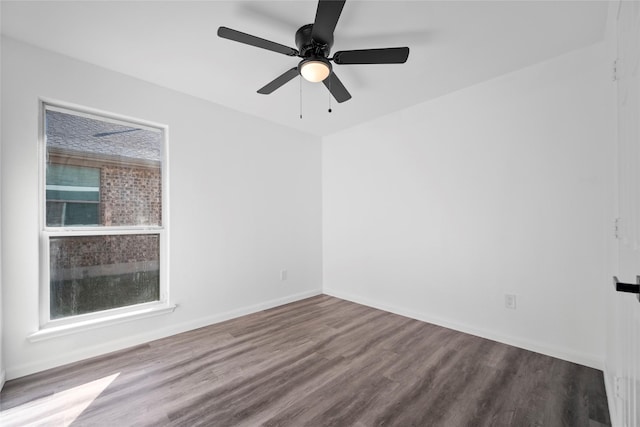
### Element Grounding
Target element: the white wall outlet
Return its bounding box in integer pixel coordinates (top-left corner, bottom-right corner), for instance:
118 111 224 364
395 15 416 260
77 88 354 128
505 294 517 309
280 270 287 281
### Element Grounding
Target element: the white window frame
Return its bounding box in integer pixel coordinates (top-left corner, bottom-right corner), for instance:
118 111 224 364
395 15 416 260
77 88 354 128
33 99 174 341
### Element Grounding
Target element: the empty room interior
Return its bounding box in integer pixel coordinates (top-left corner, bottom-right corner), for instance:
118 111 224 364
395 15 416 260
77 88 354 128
0 0 639 426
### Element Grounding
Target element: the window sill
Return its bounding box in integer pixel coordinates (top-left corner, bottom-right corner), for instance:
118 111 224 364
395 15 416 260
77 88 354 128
28 303 177 343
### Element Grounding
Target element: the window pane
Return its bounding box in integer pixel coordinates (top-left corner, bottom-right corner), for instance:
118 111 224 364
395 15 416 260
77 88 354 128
46 189 100 202
46 164 100 226
46 202 99 226
45 109 162 227
47 164 100 188
49 234 160 319
64 203 99 225
46 202 65 227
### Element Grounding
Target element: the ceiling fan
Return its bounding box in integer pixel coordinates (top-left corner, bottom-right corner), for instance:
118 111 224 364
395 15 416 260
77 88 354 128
93 129 140 137
218 0 410 103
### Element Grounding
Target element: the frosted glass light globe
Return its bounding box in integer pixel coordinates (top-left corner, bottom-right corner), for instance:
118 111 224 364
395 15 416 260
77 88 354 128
300 60 331 83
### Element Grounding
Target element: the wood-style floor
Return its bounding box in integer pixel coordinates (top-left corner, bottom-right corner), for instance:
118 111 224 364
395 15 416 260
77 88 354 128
1 295 610 426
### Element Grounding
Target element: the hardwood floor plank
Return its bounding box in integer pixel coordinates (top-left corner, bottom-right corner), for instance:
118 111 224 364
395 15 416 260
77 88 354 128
0 295 611 426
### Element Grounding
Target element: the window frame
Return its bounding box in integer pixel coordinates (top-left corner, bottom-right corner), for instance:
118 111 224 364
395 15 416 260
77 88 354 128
37 99 172 334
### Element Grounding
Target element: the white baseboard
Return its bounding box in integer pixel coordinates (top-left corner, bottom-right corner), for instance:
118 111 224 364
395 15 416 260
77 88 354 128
323 288 603 370
6 289 322 380
603 364 621 427
0 369 6 392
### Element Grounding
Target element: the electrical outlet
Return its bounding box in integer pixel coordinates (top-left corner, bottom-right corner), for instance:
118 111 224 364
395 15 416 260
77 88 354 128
505 294 516 309
280 270 287 281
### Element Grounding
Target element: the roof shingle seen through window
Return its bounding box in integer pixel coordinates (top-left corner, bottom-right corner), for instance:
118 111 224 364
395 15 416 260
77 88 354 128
46 110 162 162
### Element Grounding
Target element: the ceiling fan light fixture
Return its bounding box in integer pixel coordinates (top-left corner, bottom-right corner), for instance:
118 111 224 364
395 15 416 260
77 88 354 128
300 58 331 83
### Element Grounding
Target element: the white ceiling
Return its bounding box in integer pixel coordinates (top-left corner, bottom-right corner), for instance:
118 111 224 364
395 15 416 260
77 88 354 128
1 1 608 137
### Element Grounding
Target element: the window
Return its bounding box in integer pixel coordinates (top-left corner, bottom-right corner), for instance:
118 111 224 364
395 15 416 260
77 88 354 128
46 164 100 226
39 102 170 332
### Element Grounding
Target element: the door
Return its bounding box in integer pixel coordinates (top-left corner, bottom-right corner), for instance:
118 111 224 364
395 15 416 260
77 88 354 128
615 1 640 426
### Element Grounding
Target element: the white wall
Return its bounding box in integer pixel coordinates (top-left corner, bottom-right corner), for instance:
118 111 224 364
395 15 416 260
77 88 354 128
323 43 613 369
1 37 322 379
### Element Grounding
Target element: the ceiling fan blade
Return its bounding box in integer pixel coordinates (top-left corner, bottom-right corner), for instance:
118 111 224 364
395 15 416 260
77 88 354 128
93 129 140 137
311 0 346 46
333 47 410 64
218 27 299 56
323 71 351 103
257 68 299 94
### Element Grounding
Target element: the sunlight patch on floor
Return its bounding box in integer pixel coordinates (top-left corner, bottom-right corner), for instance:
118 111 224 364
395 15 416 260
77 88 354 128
1 373 119 427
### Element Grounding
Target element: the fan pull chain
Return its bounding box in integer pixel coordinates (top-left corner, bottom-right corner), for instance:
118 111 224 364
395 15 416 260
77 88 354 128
299 76 303 119
328 76 332 113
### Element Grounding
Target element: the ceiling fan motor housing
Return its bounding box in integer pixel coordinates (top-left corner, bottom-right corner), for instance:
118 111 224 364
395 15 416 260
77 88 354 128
295 24 332 58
